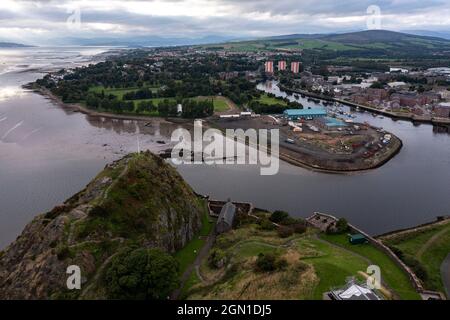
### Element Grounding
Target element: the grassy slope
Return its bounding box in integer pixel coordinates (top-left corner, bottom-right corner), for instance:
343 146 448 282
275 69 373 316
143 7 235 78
320 233 420 300
299 237 368 299
200 31 450 55
186 225 376 300
382 221 450 294
174 203 215 273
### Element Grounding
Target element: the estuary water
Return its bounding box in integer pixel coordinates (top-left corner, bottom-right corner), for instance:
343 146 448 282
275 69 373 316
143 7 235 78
0 48 449 248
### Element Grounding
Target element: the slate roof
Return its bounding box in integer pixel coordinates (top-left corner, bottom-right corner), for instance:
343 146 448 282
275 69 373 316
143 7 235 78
218 201 236 226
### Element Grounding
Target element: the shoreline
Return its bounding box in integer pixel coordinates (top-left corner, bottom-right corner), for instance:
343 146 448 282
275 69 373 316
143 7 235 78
31 86 178 123
208 116 403 174
33 85 402 174
279 84 450 127
277 137 402 174
376 215 450 239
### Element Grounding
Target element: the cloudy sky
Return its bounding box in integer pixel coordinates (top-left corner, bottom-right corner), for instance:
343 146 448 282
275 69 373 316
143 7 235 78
1 0 450 45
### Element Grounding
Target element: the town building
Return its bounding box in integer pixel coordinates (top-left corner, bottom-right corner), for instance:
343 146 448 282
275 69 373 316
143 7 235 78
291 61 301 74
265 61 274 73
278 60 287 71
434 103 450 118
283 108 327 120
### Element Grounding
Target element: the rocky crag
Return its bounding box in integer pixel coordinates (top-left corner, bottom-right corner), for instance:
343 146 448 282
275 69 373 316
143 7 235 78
0 152 205 299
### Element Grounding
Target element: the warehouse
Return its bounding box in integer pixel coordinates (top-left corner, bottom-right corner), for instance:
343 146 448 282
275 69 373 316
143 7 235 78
283 108 327 120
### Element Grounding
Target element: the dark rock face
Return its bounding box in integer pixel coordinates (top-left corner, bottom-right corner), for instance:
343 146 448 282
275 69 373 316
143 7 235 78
0 152 204 299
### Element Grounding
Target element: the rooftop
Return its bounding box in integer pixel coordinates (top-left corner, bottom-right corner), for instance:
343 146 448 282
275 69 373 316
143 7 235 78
217 201 237 226
330 280 382 300
283 108 327 116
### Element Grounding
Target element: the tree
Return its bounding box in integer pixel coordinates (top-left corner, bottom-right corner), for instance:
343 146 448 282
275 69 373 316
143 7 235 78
277 226 294 238
370 81 384 89
270 210 289 223
255 253 288 272
328 218 349 234
208 249 226 269
105 248 179 300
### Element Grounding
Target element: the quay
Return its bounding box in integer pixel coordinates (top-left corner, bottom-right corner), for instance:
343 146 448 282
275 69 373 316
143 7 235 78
279 85 450 127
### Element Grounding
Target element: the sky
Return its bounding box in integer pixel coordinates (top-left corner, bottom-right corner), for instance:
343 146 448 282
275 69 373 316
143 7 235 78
1 0 450 45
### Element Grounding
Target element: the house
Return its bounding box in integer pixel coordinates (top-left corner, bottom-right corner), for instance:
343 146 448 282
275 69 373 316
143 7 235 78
216 201 237 234
434 103 450 118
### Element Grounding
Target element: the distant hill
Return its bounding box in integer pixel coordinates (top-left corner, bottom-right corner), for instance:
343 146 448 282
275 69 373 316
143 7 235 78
48 35 239 47
405 30 450 40
0 42 32 48
201 30 450 58
319 30 449 44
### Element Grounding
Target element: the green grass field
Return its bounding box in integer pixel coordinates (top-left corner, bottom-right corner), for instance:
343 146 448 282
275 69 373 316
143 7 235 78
89 85 228 115
193 96 230 112
298 237 369 299
320 233 421 300
186 224 388 300
256 94 287 106
381 221 450 294
89 85 160 100
200 39 360 52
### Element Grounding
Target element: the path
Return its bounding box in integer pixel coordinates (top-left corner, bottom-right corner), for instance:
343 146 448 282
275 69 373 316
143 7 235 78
440 254 450 298
171 232 217 299
79 252 120 299
416 225 450 260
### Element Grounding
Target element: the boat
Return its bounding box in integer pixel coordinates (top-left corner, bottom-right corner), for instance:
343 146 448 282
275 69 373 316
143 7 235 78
285 138 295 144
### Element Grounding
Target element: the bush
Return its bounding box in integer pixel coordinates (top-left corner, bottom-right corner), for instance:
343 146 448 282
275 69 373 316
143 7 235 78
279 216 298 226
327 218 349 234
56 245 71 261
335 218 349 233
402 255 428 281
389 246 404 260
104 248 179 300
255 253 288 272
277 226 294 238
270 210 289 223
259 218 276 231
208 249 226 269
89 205 109 216
292 223 307 234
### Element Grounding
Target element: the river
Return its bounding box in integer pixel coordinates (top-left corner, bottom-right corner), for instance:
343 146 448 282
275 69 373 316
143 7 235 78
1 48 449 248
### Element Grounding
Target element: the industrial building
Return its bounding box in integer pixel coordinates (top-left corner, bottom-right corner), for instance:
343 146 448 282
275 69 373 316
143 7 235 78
317 116 347 130
283 108 327 120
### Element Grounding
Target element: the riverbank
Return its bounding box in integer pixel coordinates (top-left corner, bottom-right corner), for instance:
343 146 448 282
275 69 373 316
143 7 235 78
32 85 402 174
209 116 403 174
279 85 450 127
30 86 177 123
